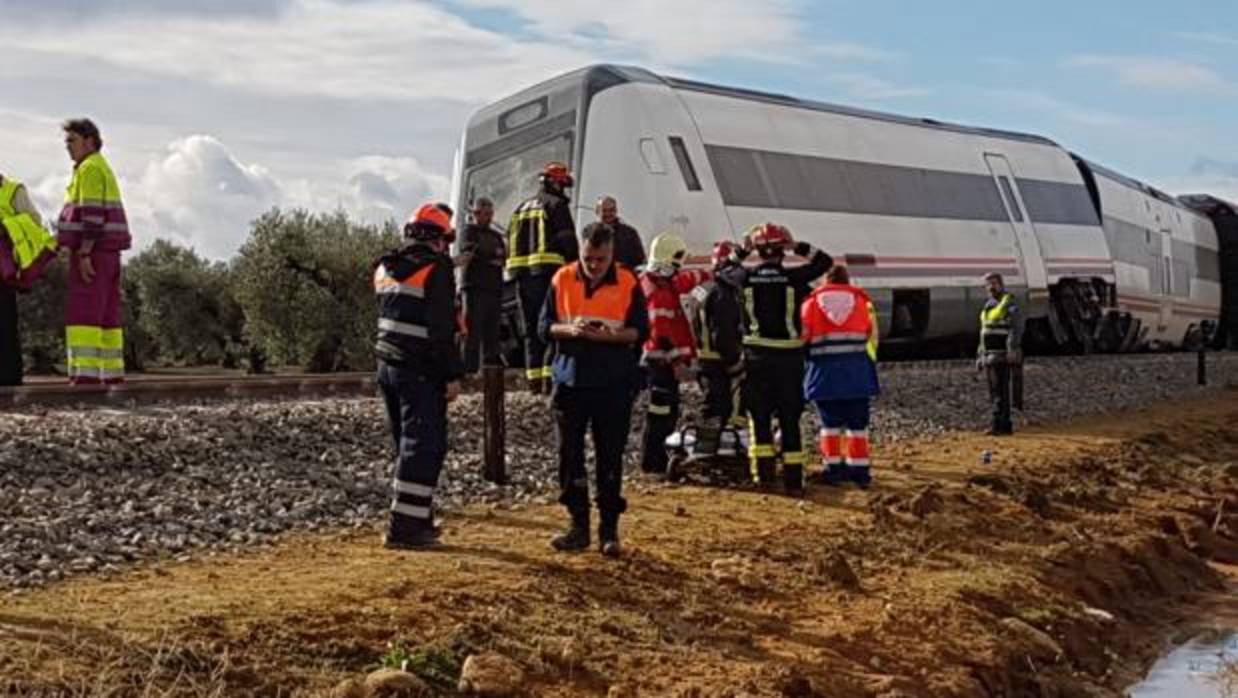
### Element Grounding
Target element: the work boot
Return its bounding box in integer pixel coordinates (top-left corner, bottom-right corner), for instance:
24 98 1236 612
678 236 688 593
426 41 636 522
754 457 777 487
551 511 590 552
598 516 621 558
383 518 440 550
848 465 872 490
819 463 848 487
783 463 805 497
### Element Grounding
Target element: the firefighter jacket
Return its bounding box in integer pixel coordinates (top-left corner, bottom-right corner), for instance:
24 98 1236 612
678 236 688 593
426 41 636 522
57 152 131 252
978 292 1022 359
690 271 744 371
802 282 880 401
720 246 833 354
0 177 57 289
373 243 464 382
506 190 578 278
538 261 648 389
640 268 710 366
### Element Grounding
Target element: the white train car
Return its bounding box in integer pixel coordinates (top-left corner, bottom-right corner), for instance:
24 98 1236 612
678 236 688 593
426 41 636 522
452 64 1216 351
1075 161 1223 348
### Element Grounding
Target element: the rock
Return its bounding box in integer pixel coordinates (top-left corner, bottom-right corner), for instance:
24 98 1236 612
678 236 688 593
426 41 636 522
363 668 432 697
1000 617 1063 661
1081 606 1115 623
673 504 688 517
457 652 525 696
814 552 860 590
607 684 637 698
329 678 368 698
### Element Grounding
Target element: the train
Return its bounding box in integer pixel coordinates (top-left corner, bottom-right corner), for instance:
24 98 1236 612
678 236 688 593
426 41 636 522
449 64 1238 355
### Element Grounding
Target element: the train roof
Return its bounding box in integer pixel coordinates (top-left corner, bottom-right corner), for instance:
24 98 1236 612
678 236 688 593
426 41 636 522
1078 156 1211 218
1179 193 1238 217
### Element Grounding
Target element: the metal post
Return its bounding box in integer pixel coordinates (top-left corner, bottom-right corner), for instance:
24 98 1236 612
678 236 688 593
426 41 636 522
482 365 507 484
1197 347 1207 386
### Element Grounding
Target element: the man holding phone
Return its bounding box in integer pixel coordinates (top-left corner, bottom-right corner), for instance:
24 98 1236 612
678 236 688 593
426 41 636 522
539 222 649 557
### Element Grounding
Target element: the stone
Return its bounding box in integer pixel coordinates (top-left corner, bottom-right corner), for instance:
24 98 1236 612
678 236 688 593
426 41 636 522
457 653 525 696
1000 617 1063 661
362 668 432 698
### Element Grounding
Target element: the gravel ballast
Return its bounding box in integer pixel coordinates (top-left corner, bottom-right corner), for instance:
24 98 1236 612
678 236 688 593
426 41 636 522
1 352 1234 589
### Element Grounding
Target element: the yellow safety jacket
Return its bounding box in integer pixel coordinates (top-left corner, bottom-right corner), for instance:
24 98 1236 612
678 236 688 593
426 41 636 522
0 177 57 285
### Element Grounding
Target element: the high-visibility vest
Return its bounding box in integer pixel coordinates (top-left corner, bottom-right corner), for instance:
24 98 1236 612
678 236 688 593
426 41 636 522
803 283 879 362
374 262 435 348
506 194 572 275
552 262 639 329
57 152 131 251
0 178 58 287
980 292 1016 354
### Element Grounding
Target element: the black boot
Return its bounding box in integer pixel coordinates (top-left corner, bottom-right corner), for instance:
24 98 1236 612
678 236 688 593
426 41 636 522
384 515 440 550
783 463 804 497
551 510 590 552
598 514 621 558
754 457 777 487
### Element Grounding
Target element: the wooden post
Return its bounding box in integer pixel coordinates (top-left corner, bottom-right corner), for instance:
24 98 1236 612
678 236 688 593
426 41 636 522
1197 347 1207 386
482 365 507 484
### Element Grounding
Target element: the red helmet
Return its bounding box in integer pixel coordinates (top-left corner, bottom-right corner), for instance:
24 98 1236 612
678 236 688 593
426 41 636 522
748 222 792 250
711 240 738 268
539 161 574 188
404 202 454 242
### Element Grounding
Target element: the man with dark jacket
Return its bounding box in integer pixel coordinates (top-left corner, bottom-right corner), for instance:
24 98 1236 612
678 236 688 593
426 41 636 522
458 197 506 374
539 222 648 557
374 203 464 549
507 162 578 393
689 240 745 457
596 196 645 270
723 223 832 495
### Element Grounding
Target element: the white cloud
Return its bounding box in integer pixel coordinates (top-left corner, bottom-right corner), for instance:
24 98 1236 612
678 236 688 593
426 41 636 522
826 73 929 100
1065 54 1233 92
986 89 1135 129
1173 31 1238 47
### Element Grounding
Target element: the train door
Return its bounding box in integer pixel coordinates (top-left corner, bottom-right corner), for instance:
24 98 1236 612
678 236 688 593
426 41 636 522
1159 230 1173 329
984 154 1049 313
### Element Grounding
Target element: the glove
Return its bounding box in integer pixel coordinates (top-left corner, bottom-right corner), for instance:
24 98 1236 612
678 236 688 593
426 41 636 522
793 241 812 257
975 356 986 371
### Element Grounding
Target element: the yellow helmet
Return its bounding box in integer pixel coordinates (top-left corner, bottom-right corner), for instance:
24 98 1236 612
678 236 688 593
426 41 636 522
649 232 688 268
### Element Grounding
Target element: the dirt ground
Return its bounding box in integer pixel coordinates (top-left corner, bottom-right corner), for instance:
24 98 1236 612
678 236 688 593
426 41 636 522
2 391 1237 698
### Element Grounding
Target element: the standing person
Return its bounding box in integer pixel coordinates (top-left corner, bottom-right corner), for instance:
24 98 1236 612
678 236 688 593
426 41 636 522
0 172 56 386
57 119 131 385
507 162 578 394
802 265 880 488
539 223 648 557
374 203 464 549
723 223 832 495
458 197 506 375
596 196 646 270
977 272 1022 436
638 231 710 474
689 240 745 457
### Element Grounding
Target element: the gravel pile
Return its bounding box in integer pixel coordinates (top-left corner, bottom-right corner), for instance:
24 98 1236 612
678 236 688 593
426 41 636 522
1 352 1234 589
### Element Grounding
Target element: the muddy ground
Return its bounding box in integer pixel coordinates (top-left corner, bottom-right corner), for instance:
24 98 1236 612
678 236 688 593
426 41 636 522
2 391 1236 697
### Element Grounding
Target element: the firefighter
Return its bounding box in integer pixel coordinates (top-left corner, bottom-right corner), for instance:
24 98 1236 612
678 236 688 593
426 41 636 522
58 119 131 385
639 232 711 474
0 172 56 387
539 223 648 557
374 203 464 549
507 162 579 394
458 197 506 375
802 265 880 488
977 272 1022 436
689 240 745 457
723 223 832 495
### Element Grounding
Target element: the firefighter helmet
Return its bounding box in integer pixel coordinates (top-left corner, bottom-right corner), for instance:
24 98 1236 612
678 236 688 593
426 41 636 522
649 232 688 269
711 240 738 269
404 203 454 241
539 161 574 188
748 222 792 250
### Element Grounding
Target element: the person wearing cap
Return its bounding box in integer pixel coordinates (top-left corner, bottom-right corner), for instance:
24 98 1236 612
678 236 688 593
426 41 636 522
802 264 880 488
977 272 1022 435
539 222 648 557
457 197 506 375
373 203 464 549
721 223 832 495
596 196 646 271
638 231 710 474
506 162 579 394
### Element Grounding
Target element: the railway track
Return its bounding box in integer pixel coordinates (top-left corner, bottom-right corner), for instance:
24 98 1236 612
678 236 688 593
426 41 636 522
0 351 1223 408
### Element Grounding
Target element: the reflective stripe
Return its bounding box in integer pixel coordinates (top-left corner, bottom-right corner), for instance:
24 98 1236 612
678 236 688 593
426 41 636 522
391 501 431 519
647 404 672 416
743 336 803 349
576 314 624 329
808 343 867 356
845 429 869 439
845 458 871 466
644 346 694 361
783 287 796 339
506 252 565 268
782 450 807 465
649 308 678 320
393 480 435 497
749 444 776 458
377 318 428 338
697 349 722 360
375 282 426 299
813 331 869 342
821 428 842 437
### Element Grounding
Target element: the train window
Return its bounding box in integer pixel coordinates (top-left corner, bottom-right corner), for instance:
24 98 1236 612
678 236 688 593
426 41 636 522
498 97 548 135
998 177 1024 222
639 138 667 174
668 136 703 192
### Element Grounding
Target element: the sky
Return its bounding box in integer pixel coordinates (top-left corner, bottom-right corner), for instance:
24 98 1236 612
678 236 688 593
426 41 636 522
5 0 1236 260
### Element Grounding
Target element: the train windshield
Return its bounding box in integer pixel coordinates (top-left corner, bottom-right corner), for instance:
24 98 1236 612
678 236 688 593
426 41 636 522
464 133 573 225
